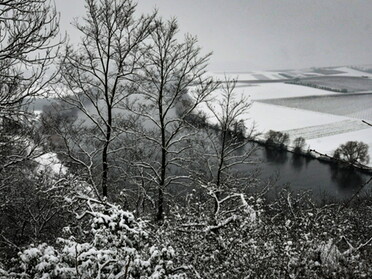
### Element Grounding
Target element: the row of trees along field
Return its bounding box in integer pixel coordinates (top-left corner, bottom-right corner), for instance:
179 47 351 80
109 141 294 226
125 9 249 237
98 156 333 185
1 1 371 278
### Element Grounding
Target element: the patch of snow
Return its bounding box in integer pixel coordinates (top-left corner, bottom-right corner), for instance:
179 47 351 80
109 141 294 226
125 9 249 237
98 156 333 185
34 152 67 176
317 239 342 267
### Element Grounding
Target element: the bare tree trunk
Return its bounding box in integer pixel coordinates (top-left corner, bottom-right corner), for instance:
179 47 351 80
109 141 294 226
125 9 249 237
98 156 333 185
157 79 166 221
102 132 110 197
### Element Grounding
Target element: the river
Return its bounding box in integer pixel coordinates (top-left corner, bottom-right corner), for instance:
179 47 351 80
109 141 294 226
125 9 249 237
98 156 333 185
246 145 372 203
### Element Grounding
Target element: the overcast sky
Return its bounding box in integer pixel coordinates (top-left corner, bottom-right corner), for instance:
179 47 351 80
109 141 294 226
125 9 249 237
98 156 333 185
57 0 372 72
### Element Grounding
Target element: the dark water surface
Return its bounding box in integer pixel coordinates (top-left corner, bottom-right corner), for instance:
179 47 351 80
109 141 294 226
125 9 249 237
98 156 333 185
249 146 372 202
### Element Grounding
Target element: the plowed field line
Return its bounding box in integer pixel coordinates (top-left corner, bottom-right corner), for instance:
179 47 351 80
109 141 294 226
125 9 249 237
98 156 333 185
281 119 369 139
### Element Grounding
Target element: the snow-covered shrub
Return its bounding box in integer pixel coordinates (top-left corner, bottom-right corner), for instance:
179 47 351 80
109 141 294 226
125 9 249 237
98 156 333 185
165 188 372 278
0 171 79 263
164 190 262 278
7 201 186 279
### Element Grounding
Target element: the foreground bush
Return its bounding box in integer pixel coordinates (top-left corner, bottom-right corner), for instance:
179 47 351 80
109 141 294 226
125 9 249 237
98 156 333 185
1 200 187 279
164 190 372 278
1 190 371 278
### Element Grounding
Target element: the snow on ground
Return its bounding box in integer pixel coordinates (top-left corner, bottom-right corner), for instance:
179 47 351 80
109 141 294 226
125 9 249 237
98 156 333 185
196 79 372 167
259 93 372 120
207 71 285 81
34 152 67 176
347 107 372 121
244 83 337 100
281 119 369 140
333 66 372 78
246 102 350 133
247 103 372 167
251 71 283 80
198 90 349 134
206 72 258 81
207 66 372 83
306 128 372 160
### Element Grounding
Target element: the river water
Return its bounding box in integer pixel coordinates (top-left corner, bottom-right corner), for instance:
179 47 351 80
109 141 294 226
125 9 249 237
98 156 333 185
248 145 372 203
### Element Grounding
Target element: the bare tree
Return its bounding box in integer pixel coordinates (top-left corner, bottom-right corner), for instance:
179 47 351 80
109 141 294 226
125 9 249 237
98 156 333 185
333 141 369 165
0 0 60 116
0 0 61 176
127 18 216 221
0 0 64 260
59 0 155 198
192 78 256 213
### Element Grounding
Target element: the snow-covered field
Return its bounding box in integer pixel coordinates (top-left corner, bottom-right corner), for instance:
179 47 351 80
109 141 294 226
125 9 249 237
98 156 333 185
260 94 372 120
333 66 372 78
208 71 283 81
247 102 349 132
238 83 339 100
290 76 372 92
207 65 372 82
201 67 372 167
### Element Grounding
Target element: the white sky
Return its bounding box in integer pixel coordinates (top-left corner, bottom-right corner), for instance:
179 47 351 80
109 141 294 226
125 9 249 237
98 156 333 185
57 0 372 72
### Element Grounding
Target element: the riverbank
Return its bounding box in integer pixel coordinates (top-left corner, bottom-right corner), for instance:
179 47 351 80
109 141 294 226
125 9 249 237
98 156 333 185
252 138 372 175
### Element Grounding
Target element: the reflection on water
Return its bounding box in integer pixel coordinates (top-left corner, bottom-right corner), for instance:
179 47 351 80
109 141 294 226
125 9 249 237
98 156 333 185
249 144 372 202
329 164 364 192
264 146 288 164
291 153 304 171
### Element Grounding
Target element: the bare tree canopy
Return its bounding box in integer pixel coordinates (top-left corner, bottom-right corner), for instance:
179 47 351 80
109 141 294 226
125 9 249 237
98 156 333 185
127 18 217 221
333 141 369 165
0 0 62 175
0 0 61 116
59 0 156 198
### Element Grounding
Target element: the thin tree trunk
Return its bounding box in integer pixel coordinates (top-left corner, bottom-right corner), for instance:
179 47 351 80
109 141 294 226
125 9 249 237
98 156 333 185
157 125 166 221
157 80 166 221
102 105 112 198
215 127 227 213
